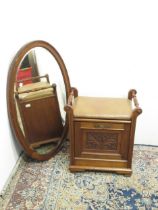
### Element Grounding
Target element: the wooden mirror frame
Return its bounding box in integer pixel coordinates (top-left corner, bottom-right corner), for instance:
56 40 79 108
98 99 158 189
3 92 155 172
7 40 71 160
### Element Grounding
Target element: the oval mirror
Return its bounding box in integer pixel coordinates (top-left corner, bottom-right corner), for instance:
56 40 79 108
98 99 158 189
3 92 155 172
7 40 71 160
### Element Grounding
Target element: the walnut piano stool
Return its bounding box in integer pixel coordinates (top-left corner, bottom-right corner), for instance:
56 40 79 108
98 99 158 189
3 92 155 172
15 75 63 149
65 89 142 176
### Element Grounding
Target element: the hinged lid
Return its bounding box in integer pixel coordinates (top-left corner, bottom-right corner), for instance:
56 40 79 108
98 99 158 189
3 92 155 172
73 96 133 120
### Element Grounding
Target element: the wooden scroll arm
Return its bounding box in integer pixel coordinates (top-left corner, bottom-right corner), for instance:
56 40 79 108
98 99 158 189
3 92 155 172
128 89 142 116
16 74 50 84
64 87 78 111
15 74 51 94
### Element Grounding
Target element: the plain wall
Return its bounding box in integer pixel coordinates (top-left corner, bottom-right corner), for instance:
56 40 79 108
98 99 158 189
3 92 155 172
0 0 158 192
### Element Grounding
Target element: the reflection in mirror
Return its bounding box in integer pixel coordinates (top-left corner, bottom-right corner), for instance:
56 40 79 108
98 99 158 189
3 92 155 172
14 47 66 155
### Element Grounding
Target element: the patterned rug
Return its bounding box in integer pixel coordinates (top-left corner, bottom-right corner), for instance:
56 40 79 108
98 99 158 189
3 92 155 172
0 142 158 210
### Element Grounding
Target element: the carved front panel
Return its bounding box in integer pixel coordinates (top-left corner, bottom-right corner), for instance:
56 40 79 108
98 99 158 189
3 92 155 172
74 121 130 160
86 132 118 151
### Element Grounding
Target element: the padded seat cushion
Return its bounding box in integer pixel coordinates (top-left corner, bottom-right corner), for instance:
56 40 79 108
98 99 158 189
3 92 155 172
18 88 54 101
72 96 132 120
17 82 51 94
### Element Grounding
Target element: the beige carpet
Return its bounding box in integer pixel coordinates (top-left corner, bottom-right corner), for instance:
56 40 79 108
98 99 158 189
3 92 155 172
0 142 158 210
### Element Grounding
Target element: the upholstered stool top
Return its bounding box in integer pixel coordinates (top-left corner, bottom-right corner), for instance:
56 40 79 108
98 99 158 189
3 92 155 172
17 82 51 94
72 96 132 120
18 88 54 101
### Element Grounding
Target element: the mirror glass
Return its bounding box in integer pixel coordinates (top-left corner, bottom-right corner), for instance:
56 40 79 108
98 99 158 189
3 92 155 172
7 41 71 160
15 47 66 155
